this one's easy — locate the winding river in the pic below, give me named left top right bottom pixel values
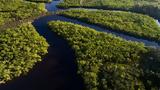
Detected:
left=0, top=0, right=160, bottom=90
left=45, top=0, right=160, bottom=48
left=0, top=0, right=84, bottom=90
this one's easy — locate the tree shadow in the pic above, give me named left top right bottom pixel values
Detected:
left=140, top=47, right=160, bottom=90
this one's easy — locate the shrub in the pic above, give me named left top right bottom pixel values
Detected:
left=57, top=9, right=160, bottom=43
left=0, top=22, right=49, bottom=83
left=48, top=21, right=160, bottom=90
left=58, top=0, right=160, bottom=19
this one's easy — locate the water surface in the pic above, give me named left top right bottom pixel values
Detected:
left=0, top=0, right=84, bottom=90
left=0, top=0, right=160, bottom=90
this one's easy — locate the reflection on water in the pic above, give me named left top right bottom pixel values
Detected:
left=40, top=15, right=160, bottom=48
left=0, top=0, right=85, bottom=90
left=45, top=0, right=63, bottom=12
left=0, top=0, right=160, bottom=90
left=51, top=8, right=160, bottom=47
left=156, top=20, right=160, bottom=26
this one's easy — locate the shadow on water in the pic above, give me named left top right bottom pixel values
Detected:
left=0, top=14, right=159, bottom=90
left=34, top=15, right=160, bottom=47
left=45, top=0, right=63, bottom=12
left=0, top=0, right=159, bottom=89
left=0, top=0, right=85, bottom=90
left=0, top=12, right=85, bottom=90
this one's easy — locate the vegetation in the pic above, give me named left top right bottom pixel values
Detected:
left=0, top=0, right=47, bottom=26
left=0, top=0, right=22, bottom=11
left=0, top=0, right=160, bottom=89
left=0, top=22, right=49, bottom=84
left=57, top=9, right=160, bottom=43
left=58, top=0, right=160, bottom=19
left=0, top=0, right=50, bottom=84
left=26, top=0, right=52, bottom=3
left=48, top=21, right=160, bottom=90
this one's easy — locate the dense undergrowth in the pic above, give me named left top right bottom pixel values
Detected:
left=26, top=0, right=52, bottom=3
left=0, top=0, right=160, bottom=89
left=0, top=0, right=47, bottom=26
left=57, top=9, right=160, bottom=43
left=48, top=21, right=160, bottom=90
left=0, top=0, right=50, bottom=84
left=0, top=22, right=49, bottom=84
left=58, top=0, right=160, bottom=19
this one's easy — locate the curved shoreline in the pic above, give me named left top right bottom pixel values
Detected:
left=56, top=2, right=160, bottom=19
left=0, top=0, right=160, bottom=90
left=0, top=0, right=85, bottom=90
left=45, top=0, right=160, bottom=47
left=54, top=14, right=160, bottom=47
left=156, top=20, right=160, bottom=26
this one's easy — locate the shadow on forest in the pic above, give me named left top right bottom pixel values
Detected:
left=140, top=48, right=160, bottom=90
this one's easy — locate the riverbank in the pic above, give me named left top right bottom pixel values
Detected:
left=48, top=20, right=160, bottom=90
left=0, top=12, right=51, bottom=31
left=0, top=0, right=160, bottom=90
left=57, top=0, right=160, bottom=19
left=56, top=9, right=160, bottom=46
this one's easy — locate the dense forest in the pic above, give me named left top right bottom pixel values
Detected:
left=58, top=0, right=160, bottom=19
left=0, top=0, right=160, bottom=90
left=48, top=21, right=160, bottom=90
left=57, top=9, right=160, bottom=43
left=0, top=23, right=49, bottom=84
left=0, top=0, right=47, bottom=27
left=0, top=0, right=49, bottom=84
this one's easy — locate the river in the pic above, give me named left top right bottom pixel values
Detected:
left=0, top=0, right=84, bottom=90
left=46, top=0, right=160, bottom=48
left=156, top=20, right=160, bottom=27
left=0, top=0, right=160, bottom=90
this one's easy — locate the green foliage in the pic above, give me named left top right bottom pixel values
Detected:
left=0, top=0, right=22, bottom=11
left=58, top=0, right=160, bottom=19
left=0, top=0, right=47, bottom=26
left=57, top=9, right=160, bottom=43
left=12, top=2, right=46, bottom=20
left=26, top=0, right=52, bottom=3
left=0, top=22, right=49, bottom=83
left=48, top=21, right=160, bottom=90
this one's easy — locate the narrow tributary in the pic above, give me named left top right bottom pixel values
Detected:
left=0, top=0, right=160, bottom=90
